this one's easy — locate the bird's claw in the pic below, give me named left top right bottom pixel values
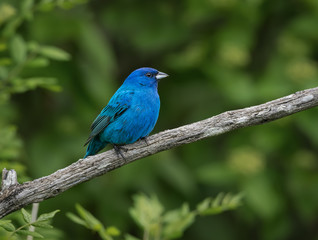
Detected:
left=140, top=137, right=149, bottom=146
left=113, top=145, right=127, bottom=162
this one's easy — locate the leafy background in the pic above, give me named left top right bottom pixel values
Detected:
left=1, top=0, right=318, bottom=239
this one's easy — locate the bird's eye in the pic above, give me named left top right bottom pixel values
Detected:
left=146, top=73, right=152, bottom=77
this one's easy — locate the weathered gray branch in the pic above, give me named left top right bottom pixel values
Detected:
left=1, top=87, right=318, bottom=218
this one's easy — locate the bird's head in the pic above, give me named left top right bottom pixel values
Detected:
left=124, top=67, right=168, bottom=88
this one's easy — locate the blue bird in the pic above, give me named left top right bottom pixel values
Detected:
left=84, top=67, right=168, bottom=158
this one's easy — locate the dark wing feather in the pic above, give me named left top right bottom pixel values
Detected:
left=84, top=104, right=129, bottom=146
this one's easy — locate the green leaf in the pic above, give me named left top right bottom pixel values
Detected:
left=21, top=208, right=32, bottom=223
left=0, top=220, right=12, bottom=225
left=10, top=35, right=27, bottom=63
left=27, top=41, right=40, bottom=52
left=212, top=192, right=224, bottom=208
left=31, top=221, right=53, bottom=229
left=162, top=203, right=196, bottom=239
left=129, top=194, right=164, bottom=229
left=25, top=57, right=50, bottom=68
left=38, top=46, right=71, bottom=61
left=196, top=197, right=212, bottom=213
left=10, top=77, right=61, bottom=93
left=97, top=229, right=111, bottom=240
left=16, top=229, right=44, bottom=238
left=75, top=204, right=103, bottom=231
left=21, top=0, right=34, bottom=19
left=37, top=210, right=60, bottom=221
left=199, top=193, right=243, bottom=216
left=0, top=220, right=15, bottom=232
left=66, top=212, right=88, bottom=228
left=105, top=226, right=120, bottom=236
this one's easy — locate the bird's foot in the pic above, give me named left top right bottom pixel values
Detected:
left=113, top=144, right=127, bottom=162
left=140, top=137, right=149, bottom=146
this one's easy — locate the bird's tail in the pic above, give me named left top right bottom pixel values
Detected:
left=84, top=137, right=107, bottom=158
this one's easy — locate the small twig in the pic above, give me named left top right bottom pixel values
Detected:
left=27, top=203, right=39, bottom=240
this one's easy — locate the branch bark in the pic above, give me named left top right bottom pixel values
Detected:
left=1, top=87, right=318, bottom=218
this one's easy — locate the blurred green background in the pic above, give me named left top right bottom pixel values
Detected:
left=1, top=0, right=318, bottom=239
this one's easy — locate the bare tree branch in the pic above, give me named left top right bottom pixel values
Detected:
left=1, top=87, right=318, bottom=218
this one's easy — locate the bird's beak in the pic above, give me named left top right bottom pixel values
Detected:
left=156, top=71, right=169, bottom=80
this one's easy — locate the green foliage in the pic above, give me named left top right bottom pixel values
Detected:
left=0, top=1, right=77, bottom=238
left=1, top=34, right=67, bottom=95
left=196, top=192, right=243, bottom=216
left=0, top=0, right=74, bottom=168
left=0, top=208, right=59, bottom=239
left=131, top=193, right=242, bottom=240
left=67, top=204, right=121, bottom=240
left=68, top=193, right=242, bottom=240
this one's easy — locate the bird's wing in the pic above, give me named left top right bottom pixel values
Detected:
left=84, top=103, right=129, bottom=146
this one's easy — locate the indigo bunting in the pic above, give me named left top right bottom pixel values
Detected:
left=84, top=67, right=168, bottom=158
